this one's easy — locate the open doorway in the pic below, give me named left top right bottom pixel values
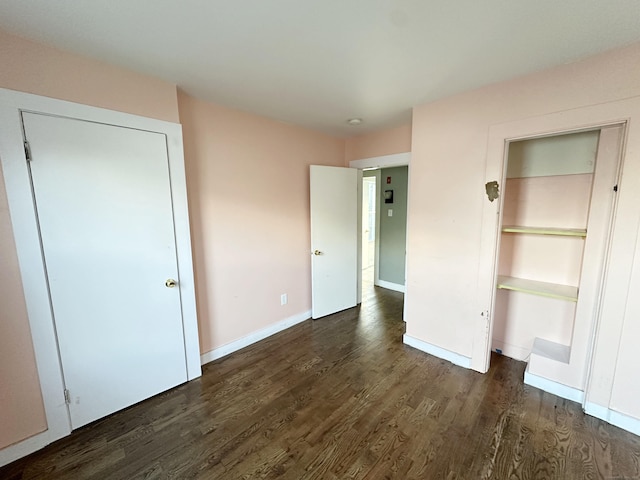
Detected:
left=356, top=163, right=409, bottom=336
left=357, top=164, right=409, bottom=303
left=362, top=173, right=378, bottom=291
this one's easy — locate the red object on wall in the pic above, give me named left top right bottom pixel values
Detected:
left=387, top=176, right=391, bottom=184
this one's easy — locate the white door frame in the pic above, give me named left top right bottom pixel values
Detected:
left=0, top=88, right=201, bottom=466
left=349, top=152, right=411, bottom=303
left=473, top=97, right=640, bottom=380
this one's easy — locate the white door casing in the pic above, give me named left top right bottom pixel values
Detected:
left=473, top=106, right=630, bottom=376
left=310, top=165, right=358, bottom=319
left=0, top=88, right=200, bottom=466
left=23, top=112, right=188, bottom=428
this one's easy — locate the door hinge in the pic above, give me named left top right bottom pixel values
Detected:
left=613, top=184, right=618, bottom=192
left=24, top=141, right=31, bottom=161
left=64, top=389, right=71, bottom=405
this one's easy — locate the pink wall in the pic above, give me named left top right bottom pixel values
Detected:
left=344, top=123, right=412, bottom=162
left=406, top=42, right=640, bottom=418
left=0, top=29, right=180, bottom=450
left=0, top=167, right=47, bottom=449
left=0, top=30, right=179, bottom=122
left=177, top=91, right=345, bottom=354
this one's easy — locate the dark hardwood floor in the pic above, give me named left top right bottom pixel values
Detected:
left=3, top=273, right=640, bottom=479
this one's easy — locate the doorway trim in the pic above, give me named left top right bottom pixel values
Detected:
left=349, top=152, right=410, bottom=170
left=0, top=88, right=200, bottom=466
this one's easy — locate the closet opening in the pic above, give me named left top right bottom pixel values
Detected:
left=487, top=125, right=624, bottom=394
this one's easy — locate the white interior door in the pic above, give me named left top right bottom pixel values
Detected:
left=23, top=112, right=188, bottom=429
left=310, top=165, right=358, bottom=319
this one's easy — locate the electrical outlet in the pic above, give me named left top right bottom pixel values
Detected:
left=280, top=293, right=288, bottom=306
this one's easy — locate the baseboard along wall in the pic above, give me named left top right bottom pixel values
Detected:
left=200, top=310, right=312, bottom=365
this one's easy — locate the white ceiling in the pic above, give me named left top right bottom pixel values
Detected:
left=1, top=1, right=640, bottom=137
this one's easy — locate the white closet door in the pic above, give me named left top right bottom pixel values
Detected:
left=23, top=112, right=187, bottom=429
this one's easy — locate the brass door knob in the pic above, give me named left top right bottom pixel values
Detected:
left=313, top=250, right=322, bottom=256
left=165, top=279, right=177, bottom=288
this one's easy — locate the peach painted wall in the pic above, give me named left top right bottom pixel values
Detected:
left=0, top=29, right=179, bottom=122
left=344, top=123, right=412, bottom=162
left=0, top=29, right=180, bottom=450
left=177, top=91, right=345, bottom=354
left=406, top=42, right=640, bottom=419
left=0, top=166, right=47, bottom=449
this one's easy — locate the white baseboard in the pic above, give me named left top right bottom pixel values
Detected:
left=376, top=280, right=405, bottom=293
left=584, top=401, right=609, bottom=420
left=200, top=310, right=311, bottom=365
left=585, top=402, right=640, bottom=436
left=523, top=368, right=585, bottom=404
left=403, top=334, right=472, bottom=369
left=0, top=429, right=60, bottom=468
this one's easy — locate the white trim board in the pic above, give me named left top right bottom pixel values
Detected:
left=0, top=429, right=58, bottom=468
left=523, top=368, right=585, bottom=404
left=0, top=87, right=200, bottom=465
left=584, top=403, right=640, bottom=437
left=524, top=369, right=640, bottom=437
left=200, top=310, right=311, bottom=364
left=376, top=280, right=406, bottom=293
left=349, top=152, right=410, bottom=170
left=403, top=334, right=472, bottom=369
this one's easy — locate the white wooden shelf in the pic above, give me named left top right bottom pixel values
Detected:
left=502, top=225, right=587, bottom=237
left=531, top=337, right=571, bottom=364
left=496, top=275, right=578, bottom=302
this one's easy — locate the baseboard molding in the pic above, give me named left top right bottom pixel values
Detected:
left=0, top=429, right=61, bottom=468
left=585, top=402, right=640, bottom=436
left=200, top=310, right=312, bottom=365
left=584, top=401, right=609, bottom=420
left=376, top=280, right=405, bottom=293
left=523, top=368, right=585, bottom=404
left=403, top=334, right=472, bottom=369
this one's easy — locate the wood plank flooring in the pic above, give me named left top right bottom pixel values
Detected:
left=3, top=280, right=640, bottom=479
